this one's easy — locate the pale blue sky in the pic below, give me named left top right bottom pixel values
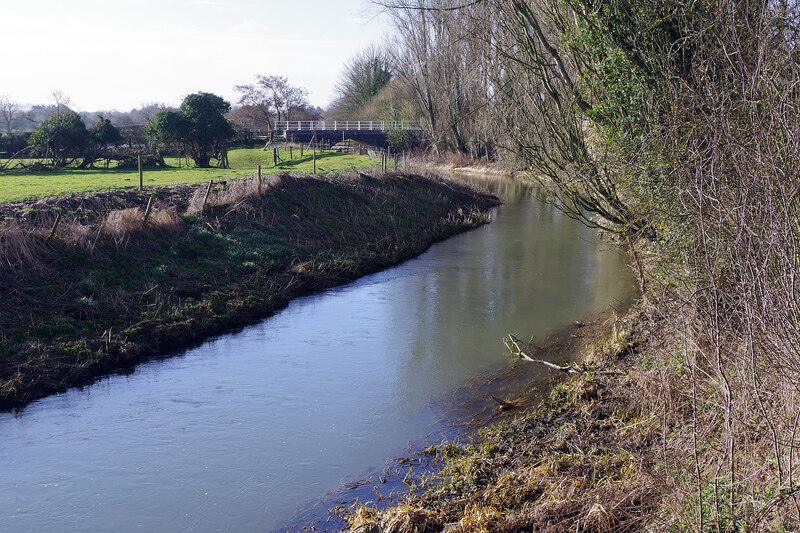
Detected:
left=0, top=0, right=390, bottom=111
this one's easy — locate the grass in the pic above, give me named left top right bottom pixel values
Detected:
left=0, top=170, right=499, bottom=408
left=0, top=146, right=380, bottom=203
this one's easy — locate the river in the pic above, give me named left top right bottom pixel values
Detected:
left=0, top=174, right=634, bottom=532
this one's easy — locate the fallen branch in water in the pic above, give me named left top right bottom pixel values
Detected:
left=503, top=334, right=584, bottom=373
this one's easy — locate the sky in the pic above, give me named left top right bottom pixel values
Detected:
left=0, top=0, right=391, bottom=112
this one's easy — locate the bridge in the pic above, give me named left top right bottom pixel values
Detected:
left=271, top=120, right=422, bottom=147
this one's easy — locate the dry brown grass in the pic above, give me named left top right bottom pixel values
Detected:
left=0, top=221, right=49, bottom=279
left=185, top=174, right=297, bottom=215
left=103, top=203, right=182, bottom=237
left=0, top=196, right=183, bottom=281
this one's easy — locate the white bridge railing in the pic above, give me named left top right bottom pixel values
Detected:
left=273, top=120, right=422, bottom=131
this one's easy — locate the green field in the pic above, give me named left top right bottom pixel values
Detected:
left=0, top=147, right=381, bottom=203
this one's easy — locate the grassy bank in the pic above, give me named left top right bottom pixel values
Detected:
left=0, top=146, right=378, bottom=202
left=0, top=171, right=499, bottom=408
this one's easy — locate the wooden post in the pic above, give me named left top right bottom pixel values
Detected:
left=46, top=213, right=61, bottom=243
left=300, top=145, right=304, bottom=157
left=143, top=196, right=153, bottom=225
left=203, top=180, right=214, bottom=208
left=289, top=146, right=293, bottom=160
left=313, top=147, right=316, bottom=174
left=257, top=164, right=262, bottom=195
left=138, top=155, right=143, bottom=190
left=273, top=148, right=278, bottom=166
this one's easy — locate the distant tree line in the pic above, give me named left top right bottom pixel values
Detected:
left=0, top=95, right=169, bottom=135
left=0, top=73, right=328, bottom=169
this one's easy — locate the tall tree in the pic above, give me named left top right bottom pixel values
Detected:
left=145, top=92, right=235, bottom=168
left=329, top=46, right=394, bottom=118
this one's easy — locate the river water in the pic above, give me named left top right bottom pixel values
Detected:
left=0, top=174, right=634, bottom=532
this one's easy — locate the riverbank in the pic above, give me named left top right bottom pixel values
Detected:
left=332, top=161, right=799, bottom=530
left=337, top=242, right=796, bottom=531
left=342, top=303, right=658, bottom=532
left=0, top=170, right=500, bottom=409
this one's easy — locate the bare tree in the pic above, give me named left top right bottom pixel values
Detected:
left=0, top=95, right=21, bottom=134
left=50, top=91, right=72, bottom=118
left=136, top=102, right=169, bottom=123
left=234, top=75, right=310, bottom=136
left=381, top=0, right=504, bottom=156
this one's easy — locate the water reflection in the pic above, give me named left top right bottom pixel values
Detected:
left=0, top=174, right=633, bottom=533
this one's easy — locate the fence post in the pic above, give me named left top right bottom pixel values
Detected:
left=138, top=155, right=143, bottom=190
left=313, top=147, right=316, bottom=174
left=203, top=180, right=214, bottom=209
left=257, top=164, right=262, bottom=195
left=143, top=196, right=153, bottom=225
left=46, top=213, right=61, bottom=244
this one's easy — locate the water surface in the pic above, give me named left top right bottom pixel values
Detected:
left=0, top=175, right=634, bottom=532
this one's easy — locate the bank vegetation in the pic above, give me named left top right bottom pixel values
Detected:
left=343, top=0, right=800, bottom=530
left=0, top=171, right=498, bottom=408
